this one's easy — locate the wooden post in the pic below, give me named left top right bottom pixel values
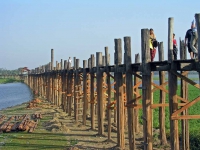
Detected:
left=141, top=29, right=152, bottom=150
left=195, top=13, right=200, bottom=60
left=67, top=70, right=72, bottom=116
left=105, top=47, right=111, bottom=141
left=124, top=37, right=135, bottom=149
left=134, top=53, right=140, bottom=133
left=51, top=49, right=54, bottom=70
left=180, top=38, right=189, bottom=150
left=115, top=39, right=124, bottom=149
left=56, top=61, right=59, bottom=106
left=73, top=57, right=76, bottom=112
left=168, top=17, right=179, bottom=150
left=75, top=59, right=80, bottom=122
left=62, top=60, right=67, bottom=112
left=90, top=54, right=95, bottom=130
left=83, top=60, right=87, bottom=125
left=96, top=52, right=104, bottom=135
left=158, top=42, right=167, bottom=145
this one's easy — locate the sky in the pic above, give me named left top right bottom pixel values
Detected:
left=0, top=0, right=200, bottom=70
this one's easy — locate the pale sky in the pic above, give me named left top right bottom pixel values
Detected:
left=1, top=0, right=200, bottom=70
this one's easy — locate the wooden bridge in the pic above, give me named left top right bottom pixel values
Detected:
left=24, top=15, right=200, bottom=150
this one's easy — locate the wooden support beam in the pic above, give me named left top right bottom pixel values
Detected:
left=124, top=36, right=135, bottom=149
left=172, top=96, right=200, bottom=117
left=51, top=49, right=54, bottom=70
left=141, top=29, right=152, bottom=150
left=158, top=41, right=167, bottom=145
left=195, top=13, right=200, bottom=60
left=171, top=70, right=200, bottom=89
left=105, top=47, right=112, bottom=141
left=168, top=17, right=179, bottom=150
left=96, top=52, right=104, bottom=135
left=172, top=115, right=200, bottom=120
left=90, top=54, right=95, bottom=130
left=115, top=38, right=125, bottom=149
left=180, top=37, right=189, bottom=150
left=74, top=59, right=80, bottom=122
left=83, top=60, right=87, bottom=125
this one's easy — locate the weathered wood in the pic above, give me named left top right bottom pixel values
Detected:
left=171, top=70, right=200, bottom=88
left=168, top=17, right=179, bottom=150
left=96, top=52, right=104, bottom=135
left=124, top=37, right=135, bottom=150
left=195, top=13, right=200, bottom=60
left=90, top=54, right=95, bottom=130
left=172, top=115, right=200, bottom=120
left=134, top=53, right=140, bottom=133
left=51, top=49, right=54, bottom=70
left=105, top=47, right=111, bottom=141
left=180, top=38, right=189, bottom=150
left=158, top=42, right=167, bottom=145
left=172, top=96, right=200, bottom=117
left=67, top=71, right=73, bottom=116
left=83, top=60, right=87, bottom=125
left=115, top=38, right=125, bottom=149
left=75, top=59, right=80, bottom=122
left=141, top=29, right=152, bottom=150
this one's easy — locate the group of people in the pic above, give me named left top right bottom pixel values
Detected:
left=149, top=17, right=198, bottom=61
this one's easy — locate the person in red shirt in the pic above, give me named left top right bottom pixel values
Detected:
left=173, top=33, right=178, bottom=60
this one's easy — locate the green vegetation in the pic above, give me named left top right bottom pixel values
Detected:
left=137, top=84, right=200, bottom=149
left=0, top=78, right=21, bottom=84
left=0, top=118, right=76, bottom=150
left=0, top=108, right=77, bottom=150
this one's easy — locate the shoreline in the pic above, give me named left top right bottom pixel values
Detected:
left=0, top=78, right=21, bottom=84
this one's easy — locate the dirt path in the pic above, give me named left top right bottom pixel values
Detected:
left=0, top=99, right=170, bottom=150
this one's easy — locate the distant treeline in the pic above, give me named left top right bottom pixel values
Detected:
left=0, top=68, right=22, bottom=75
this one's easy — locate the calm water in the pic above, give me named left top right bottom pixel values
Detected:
left=0, top=83, right=33, bottom=110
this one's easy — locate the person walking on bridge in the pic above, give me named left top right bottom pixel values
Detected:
left=173, top=33, right=178, bottom=60
left=190, top=20, right=198, bottom=58
left=149, top=28, right=158, bottom=62
left=185, top=19, right=198, bottom=59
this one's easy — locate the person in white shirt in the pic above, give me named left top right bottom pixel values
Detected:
left=68, top=57, right=72, bottom=69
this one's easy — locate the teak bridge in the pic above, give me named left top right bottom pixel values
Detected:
left=24, top=15, right=200, bottom=150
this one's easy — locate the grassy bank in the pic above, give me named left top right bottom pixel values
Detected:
left=0, top=78, right=21, bottom=84
left=0, top=100, right=77, bottom=150
left=138, top=84, right=200, bottom=149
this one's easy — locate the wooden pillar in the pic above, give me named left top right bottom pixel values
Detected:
left=180, top=38, right=189, bottom=150
left=67, top=70, right=72, bottom=116
left=90, top=54, right=95, bottom=130
left=83, top=60, right=87, bottom=125
left=168, top=17, right=179, bottom=150
left=96, top=52, right=104, bottom=135
left=62, top=60, right=67, bottom=112
left=158, top=42, right=167, bottom=145
left=134, top=53, right=140, bottom=133
left=141, top=29, right=152, bottom=150
left=195, top=13, right=200, bottom=60
left=105, top=47, right=111, bottom=141
left=74, top=59, right=80, bottom=122
left=115, top=39, right=124, bottom=149
left=124, top=37, right=135, bottom=149
left=73, top=57, right=76, bottom=115
left=51, top=49, right=54, bottom=70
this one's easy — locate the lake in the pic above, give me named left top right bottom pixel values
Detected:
left=0, top=83, right=33, bottom=110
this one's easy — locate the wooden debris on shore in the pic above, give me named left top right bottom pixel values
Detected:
left=0, top=115, right=6, bottom=124
left=32, top=113, right=42, bottom=119
left=27, top=98, right=42, bottom=109
left=0, top=114, right=40, bottom=133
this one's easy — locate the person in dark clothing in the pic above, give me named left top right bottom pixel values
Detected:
left=185, top=21, right=197, bottom=59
